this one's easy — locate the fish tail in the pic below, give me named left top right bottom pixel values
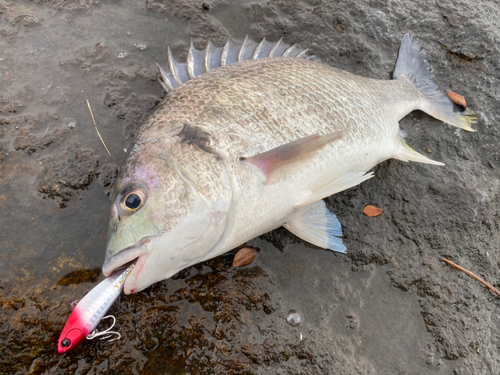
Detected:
left=394, top=33, right=476, bottom=131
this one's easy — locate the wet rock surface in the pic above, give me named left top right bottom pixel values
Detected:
left=1, top=0, right=500, bottom=374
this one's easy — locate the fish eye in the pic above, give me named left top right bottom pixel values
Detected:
left=61, top=338, right=71, bottom=347
left=119, top=188, right=147, bottom=214
left=125, top=193, right=141, bottom=209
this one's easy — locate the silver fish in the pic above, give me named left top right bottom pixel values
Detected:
left=102, top=34, right=476, bottom=294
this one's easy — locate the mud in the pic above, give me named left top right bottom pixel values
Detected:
left=1, top=0, right=500, bottom=374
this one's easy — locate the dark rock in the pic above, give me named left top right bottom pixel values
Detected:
left=36, top=145, right=99, bottom=205
left=97, top=163, right=119, bottom=195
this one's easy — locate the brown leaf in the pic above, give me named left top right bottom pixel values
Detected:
left=446, top=91, right=467, bottom=107
left=363, top=205, right=383, bottom=217
left=232, top=247, right=257, bottom=267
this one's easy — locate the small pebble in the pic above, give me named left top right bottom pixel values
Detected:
left=202, top=2, right=210, bottom=10
left=117, top=52, right=128, bottom=59
left=286, top=309, right=303, bottom=327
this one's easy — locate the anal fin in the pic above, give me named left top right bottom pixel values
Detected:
left=284, top=200, right=346, bottom=253
left=397, top=142, right=444, bottom=166
left=243, top=131, right=345, bottom=183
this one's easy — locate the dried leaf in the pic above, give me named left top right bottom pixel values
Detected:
left=232, top=247, right=257, bottom=267
left=363, top=205, right=383, bottom=217
left=446, top=91, right=467, bottom=107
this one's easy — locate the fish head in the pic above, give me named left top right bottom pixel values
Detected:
left=102, top=150, right=231, bottom=294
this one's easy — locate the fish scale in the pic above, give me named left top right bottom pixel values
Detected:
left=102, top=34, right=476, bottom=295
left=161, top=59, right=401, bottom=156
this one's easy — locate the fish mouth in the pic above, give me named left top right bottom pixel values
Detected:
left=102, top=238, right=153, bottom=278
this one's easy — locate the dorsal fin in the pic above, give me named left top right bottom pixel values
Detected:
left=187, top=40, right=206, bottom=79
left=205, top=40, right=222, bottom=72
left=167, top=46, right=189, bottom=86
left=238, top=35, right=258, bottom=62
left=158, top=36, right=315, bottom=94
left=223, top=38, right=242, bottom=66
left=283, top=45, right=302, bottom=58
left=269, top=38, right=286, bottom=57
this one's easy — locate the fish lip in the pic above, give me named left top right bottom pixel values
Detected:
left=102, top=238, right=153, bottom=277
left=123, top=252, right=148, bottom=294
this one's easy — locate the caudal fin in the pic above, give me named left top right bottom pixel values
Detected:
left=394, top=33, right=476, bottom=131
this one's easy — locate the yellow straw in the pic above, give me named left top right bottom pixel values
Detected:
left=86, top=100, right=111, bottom=156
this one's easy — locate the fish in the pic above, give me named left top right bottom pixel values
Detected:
left=102, top=34, right=476, bottom=294
left=57, top=263, right=135, bottom=353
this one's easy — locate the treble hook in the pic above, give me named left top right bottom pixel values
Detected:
left=86, top=315, right=121, bottom=342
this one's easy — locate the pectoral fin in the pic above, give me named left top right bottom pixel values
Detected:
left=284, top=200, right=346, bottom=253
left=243, top=131, right=345, bottom=183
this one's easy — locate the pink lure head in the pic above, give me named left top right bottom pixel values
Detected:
left=57, top=307, right=88, bottom=354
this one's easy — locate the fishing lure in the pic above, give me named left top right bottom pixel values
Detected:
left=57, top=263, right=135, bottom=354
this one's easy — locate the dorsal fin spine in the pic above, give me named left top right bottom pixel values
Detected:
left=158, top=37, right=314, bottom=94
left=187, top=40, right=196, bottom=79
left=204, top=40, right=212, bottom=73
left=238, top=35, right=248, bottom=63
left=167, top=46, right=183, bottom=86
left=157, top=63, right=175, bottom=92
left=296, top=49, right=309, bottom=59
left=269, top=37, right=283, bottom=58
left=283, top=45, right=296, bottom=57
left=253, top=38, right=265, bottom=59
left=221, top=40, right=230, bottom=67
left=158, top=79, right=171, bottom=93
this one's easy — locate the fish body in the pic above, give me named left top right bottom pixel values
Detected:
left=57, top=263, right=135, bottom=353
left=102, top=34, right=475, bottom=294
